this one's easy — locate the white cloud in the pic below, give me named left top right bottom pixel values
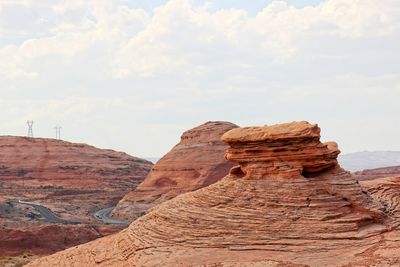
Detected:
left=0, top=0, right=399, bottom=156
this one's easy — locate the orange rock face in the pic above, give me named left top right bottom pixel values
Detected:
left=0, top=136, right=152, bottom=255
left=223, top=121, right=340, bottom=178
left=27, top=122, right=400, bottom=267
left=112, top=121, right=238, bottom=220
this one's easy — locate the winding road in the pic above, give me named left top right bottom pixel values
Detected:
left=17, top=200, right=80, bottom=224
left=16, top=200, right=129, bottom=225
left=93, top=207, right=129, bottom=225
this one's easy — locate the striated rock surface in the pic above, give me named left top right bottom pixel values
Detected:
left=355, top=165, right=400, bottom=181
left=0, top=136, right=151, bottom=188
left=28, top=121, right=400, bottom=267
left=223, top=122, right=340, bottom=177
left=361, top=176, right=400, bottom=219
left=0, top=136, right=152, bottom=255
left=112, top=121, right=238, bottom=220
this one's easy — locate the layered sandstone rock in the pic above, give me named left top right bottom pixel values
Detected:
left=361, top=176, right=400, bottom=219
left=223, top=122, right=340, bottom=177
left=0, top=136, right=152, bottom=255
left=112, top=121, right=238, bottom=220
left=0, top=136, right=151, bottom=189
left=355, top=166, right=400, bottom=180
left=28, top=122, right=400, bottom=267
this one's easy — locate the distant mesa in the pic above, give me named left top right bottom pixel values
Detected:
left=0, top=136, right=152, bottom=186
left=112, top=121, right=238, bottom=220
left=354, top=165, right=400, bottom=181
left=28, top=121, right=400, bottom=266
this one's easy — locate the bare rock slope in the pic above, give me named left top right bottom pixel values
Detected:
left=0, top=136, right=153, bottom=255
left=0, top=136, right=151, bottom=189
left=361, top=176, right=400, bottom=219
left=112, top=121, right=238, bottom=220
left=28, top=122, right=400, bottom=267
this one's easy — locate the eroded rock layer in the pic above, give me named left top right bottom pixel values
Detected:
left=355, top=166, right=400, bottom=180
left=112, top=121, right=238, bottom=220
left=28, top=122, right=400, bottom=267
left=361, top=176, right=400, bottom=219
left=223, top=122, right=340, bottom=178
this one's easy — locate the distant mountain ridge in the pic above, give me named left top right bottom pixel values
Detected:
left=339, top=151, right=400, bottom=171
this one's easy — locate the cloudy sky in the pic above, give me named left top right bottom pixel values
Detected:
left=0, top=0, right=399, bottom=158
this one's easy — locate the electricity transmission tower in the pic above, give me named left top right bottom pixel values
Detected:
left=27, top=120, right=34, bottom=137
left=54, top=126, right=62, bottom=140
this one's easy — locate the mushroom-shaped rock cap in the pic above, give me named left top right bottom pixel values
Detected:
left=222, top=121, right=320, bottom=143
left=222, top=121, right=340, bottom=177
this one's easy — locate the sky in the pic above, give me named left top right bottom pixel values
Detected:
left=0, top=0, right=399, bottom=158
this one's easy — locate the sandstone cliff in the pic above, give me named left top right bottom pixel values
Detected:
left=27, top=122, right=400, bottom=267
left=112, top=121, right=238, bottom=220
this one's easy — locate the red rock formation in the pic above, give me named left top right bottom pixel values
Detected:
left=0, top=136, right=152, bottom=255
left=361, top=176, right=400, bottom=219
left=355, top=166, right=400, bottom=180
left=27, top=122, right=400, bottom=267
left=112, top=121, right=238, bottom=220
left=223, top=122, right=340, bottom=178
left=0, top=136, right=151, bottom=188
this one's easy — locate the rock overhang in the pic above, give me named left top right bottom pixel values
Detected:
left=222, top=121, right=321, bottom=143
left=222, top=121, right=341, bottom=177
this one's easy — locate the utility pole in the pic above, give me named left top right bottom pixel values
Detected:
left=27, top=120, right=34, bottom=137
left=54, top=126, right=62, bottom=140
